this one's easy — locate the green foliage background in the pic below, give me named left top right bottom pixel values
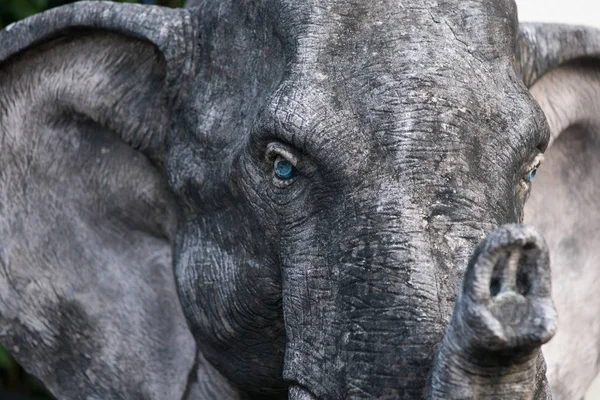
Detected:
left=0, top=0, right=185, bottom=29
left=0, top=1, right=185, bottom=397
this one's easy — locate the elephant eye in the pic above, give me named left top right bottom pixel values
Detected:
left=523, top=153, right=544, bottom=185
left=525, top=168, right=537, bottom=183
left=274, top=156, right=295, bottom=180
left=265, top=142, right=300, bottom=185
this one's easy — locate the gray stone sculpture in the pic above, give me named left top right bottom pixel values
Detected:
left=1, top=0, right=599, bottom=399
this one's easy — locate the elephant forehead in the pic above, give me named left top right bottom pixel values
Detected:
left=264, top=0, right=526, bottom=147
left=181, top=0, right=523, bottom=154
left=281, top=0, right=519, bottom=66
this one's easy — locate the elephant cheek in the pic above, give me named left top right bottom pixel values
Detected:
left=173, top=221, right=287, bottom=396
left=279, top=249, right=447, bottom=398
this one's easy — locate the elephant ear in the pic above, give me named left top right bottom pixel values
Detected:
left=519, top=24, right=600, bottom=398
left=0, top=2, right=198, bottom=399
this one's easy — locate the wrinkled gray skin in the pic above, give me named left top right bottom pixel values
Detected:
left=1, top=0, right=599, bottom=399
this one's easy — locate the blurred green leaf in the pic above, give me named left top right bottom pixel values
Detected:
left=0, top=0, right=185, bottom=29
left=0, top=345, right=12, bottom=368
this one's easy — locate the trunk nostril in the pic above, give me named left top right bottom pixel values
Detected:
left=490, top=270, right=502, bottom=297
left=488, top=250, right=516, bottom=297
left=458, top=224, right=557, bottom=351
left=516, top=264, right=532, bottom=296
left=489, top=247, right=532, bottom=298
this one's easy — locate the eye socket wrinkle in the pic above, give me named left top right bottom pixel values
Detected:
left=265, top=141, right=300, bottom=165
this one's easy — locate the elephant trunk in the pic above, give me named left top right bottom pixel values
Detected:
left=430, top=225, right=557, bottom=399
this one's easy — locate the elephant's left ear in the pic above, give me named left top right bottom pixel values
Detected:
left=518, top=24, right=600, bottom=397
left=518, top=23, right=600, bottom=144
left=0, top=2, right=199, bottom=400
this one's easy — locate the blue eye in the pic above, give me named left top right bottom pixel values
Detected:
left=274, top=156, right=294, bottom=180
left=526, top=168, right=537, bottom=183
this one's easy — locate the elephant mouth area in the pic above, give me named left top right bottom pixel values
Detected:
left=289, top=384, right=319, bottom=400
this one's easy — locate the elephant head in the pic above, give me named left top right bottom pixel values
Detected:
left=1, top=0, right=599, bottom=399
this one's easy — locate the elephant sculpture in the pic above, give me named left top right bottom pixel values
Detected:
left=1, top=0, right=600, bottom=398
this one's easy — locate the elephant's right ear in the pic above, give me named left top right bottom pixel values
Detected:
left=0, top=2, right=199, bottom=399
